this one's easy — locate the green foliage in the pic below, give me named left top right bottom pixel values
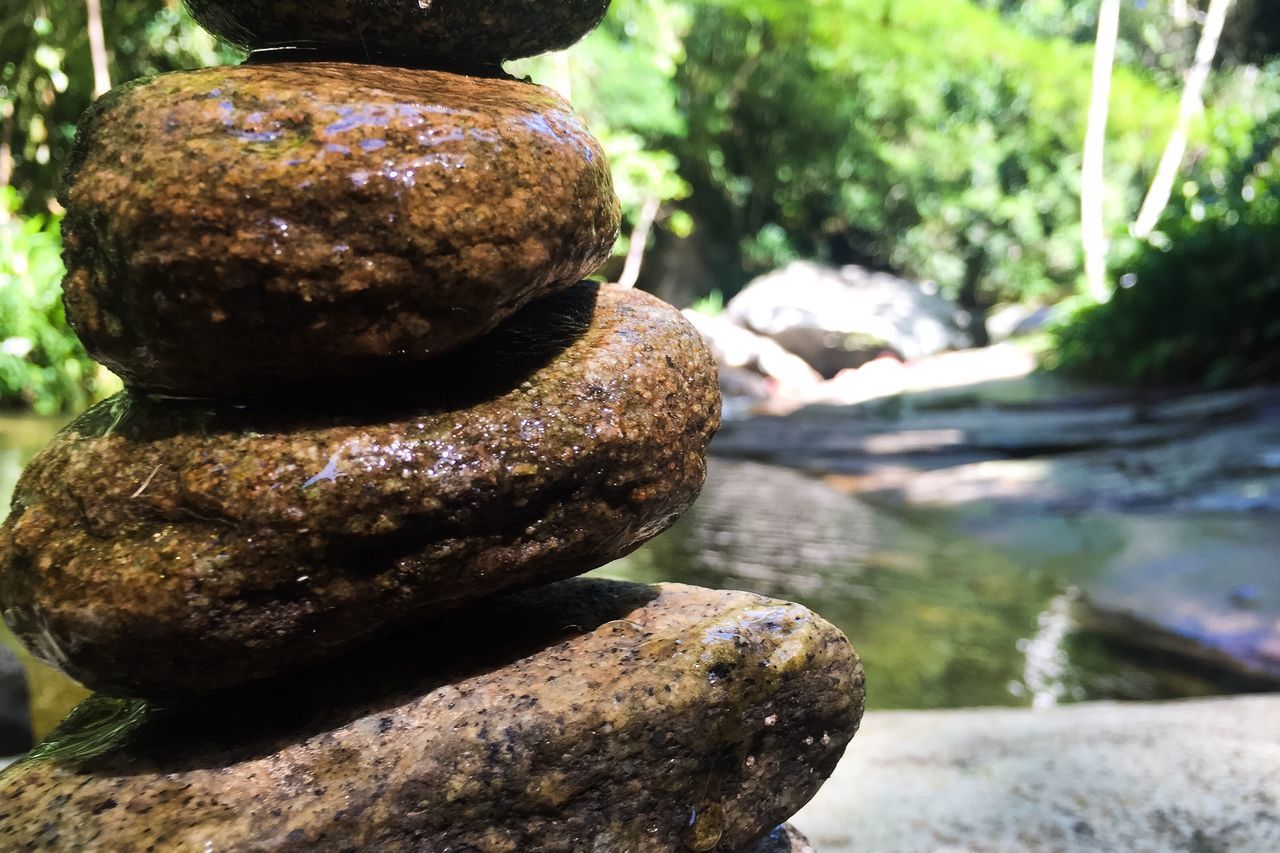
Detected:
left=0, top=188, right=106, bottom=413
left=513, top=0, right=693, bottom=254
left=2, top=0, right=241, bottom=215
left=4, top=0, right=1280, bottom=410
left=671, top=0, right=1187, bottom=319
left=1052, top=101, right=1280, bottom=386
left=984, top=0, right=1280, bottom=80
left=980, top=0, right=1200, bottom=86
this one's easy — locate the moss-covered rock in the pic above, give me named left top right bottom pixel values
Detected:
left=0, top=580, right=863, bottom=852
left=60, top=62, right=619, bottom=395
left=0, top=284, right=719, bottom=697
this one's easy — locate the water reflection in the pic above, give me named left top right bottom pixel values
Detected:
left=599, top=459, right=1280, bottom=710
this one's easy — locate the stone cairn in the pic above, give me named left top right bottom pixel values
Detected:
left=0, top=2, right=864, bottom=850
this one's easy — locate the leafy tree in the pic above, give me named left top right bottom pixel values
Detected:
left=670, top=0, right=1185, bottom=334
left=0, top=187, right=106, bottom=412
left=1053, top=84, right=1280, bottom=386
left=2, top=0, right=239, bottom=216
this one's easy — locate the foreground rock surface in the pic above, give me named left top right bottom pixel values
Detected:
left=185, top=0, right=612, bottom=64
left=0, top=580, right=864, bottom=852
left=61, top=62, right=619, bottom=394
left=0, top=284, right=720, bottom=697
left=793, top=695, right=1280, bottom=853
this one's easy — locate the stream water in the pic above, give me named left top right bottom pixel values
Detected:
left=599, top=458, right=1280, bottom=710
left=2, top=415, right=1276, bottom=743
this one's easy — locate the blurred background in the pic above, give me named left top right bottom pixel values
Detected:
left=2, top=0, right=1279, bottom=762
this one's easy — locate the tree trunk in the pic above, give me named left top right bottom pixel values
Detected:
left=86, top=0, right=112, bottom=98
left=1081, top=0, right=1121, bottom=303
left=1132, top=0, right=1234, bottom=239
left=616, top=196, right=662, bottom=290
left=960, top=252, right=991, bottom=348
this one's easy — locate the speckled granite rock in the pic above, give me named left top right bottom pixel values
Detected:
left=0, top=580, right=863, bottom=852
left=741, top=824, right=818, bottom=853
left=185, top=0, right=612, bottom=64
left=0, top=284, right=719, bottom=697
left=60, top=62, right=619, bottom=395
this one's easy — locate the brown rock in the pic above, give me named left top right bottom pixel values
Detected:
left=185, top=0, right=612, bottom=64
left=60, top=62, right=619, bottom=395
left=0, top=580, right=864, bottom=852
left=0, top=284, right=719, bottom=697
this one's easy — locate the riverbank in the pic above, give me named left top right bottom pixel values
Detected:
left=704, top=348, right=1280, bottom=689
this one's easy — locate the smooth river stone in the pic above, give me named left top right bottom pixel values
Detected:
left=0, top=284, right=720, bottom=697
left=185, top=0, right=612, bottom=64
left=0, top=580, right=864, bottom=852
left=60, top=62, right=619, bottom=395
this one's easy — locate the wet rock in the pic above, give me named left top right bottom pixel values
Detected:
left=185, top=0, right=612, bottom=64
left=60, top=62, right=619, bottom=395
left=0, top=580, right=864, bottom=852
left=725, top=262, right=971, bottom=378
left=741, top=824, right=818, bottom=853
left=0, top=284, right=721, bottom=697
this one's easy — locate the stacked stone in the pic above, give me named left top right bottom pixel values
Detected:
left=0, top=3, right=864, bottom=850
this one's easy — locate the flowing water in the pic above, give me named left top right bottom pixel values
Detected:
left=2, top=416, right=1276, bottom=743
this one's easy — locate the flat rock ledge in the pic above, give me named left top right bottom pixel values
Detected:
left=0, top=284, right=721, bottom=697
left=0, top=581, right=864, bottom=852
left=794, top=695, right=1280, bottom=853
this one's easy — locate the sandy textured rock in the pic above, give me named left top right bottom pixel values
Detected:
left=794, top=696, right=1280, bottom=853
left=185, top=0, right=611, bottom=63
left=60, top=62, right=619, bottom=395
left=0, top=284, right=720, bottom=697
left=0, top=580, right=864, bottom=852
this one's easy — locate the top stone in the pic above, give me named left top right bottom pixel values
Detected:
left=184, top=0, right=613, bottom=64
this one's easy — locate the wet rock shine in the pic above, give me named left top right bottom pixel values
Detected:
left=0, top=580, right=864, bottom=852
left=60, top=62, right=620, bottom=395
left=0, top=284, right=720, bottom=697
